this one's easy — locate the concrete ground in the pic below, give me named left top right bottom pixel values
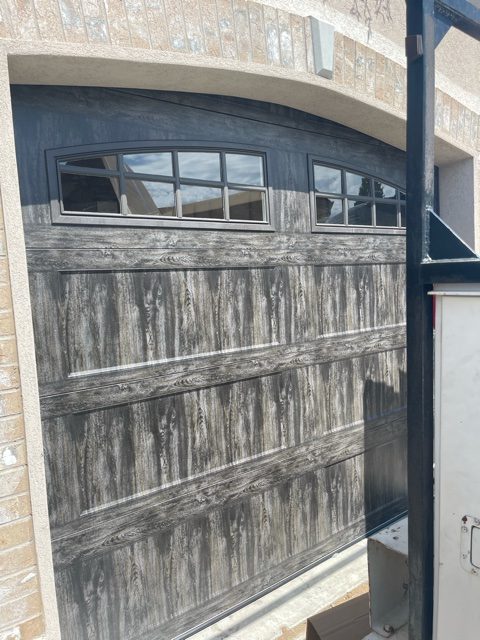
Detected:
left=364, top=629, right=408, bottom=640
left=190, top=539, right=369, bottom=640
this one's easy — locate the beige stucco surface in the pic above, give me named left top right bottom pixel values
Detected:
left=0, top=53, right=58, bottom=639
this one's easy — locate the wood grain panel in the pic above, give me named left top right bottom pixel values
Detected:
left=40, top=325, right=405, bottom=417
left=140, top=500, right=406, bottom=640
left=51, top=409, right=406, bottom=568
left=53, top=456, right=406, bottom=640
left=27, top=247, right=405, bottom=271
left=32, top=263, right=406, bottom=385
left=43, top=346, right=406, bottom=528
left=12, top=86, right=408, bottom=640
left=24, top=226, right=406, bottom=255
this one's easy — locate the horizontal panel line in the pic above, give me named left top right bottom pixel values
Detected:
left=68, top=323, right=404, bottom=379
left=27, top=247, right=405, bottom=272
left=40, top=325, right=406, bottom=417
left=68, top=341, right=280, bottom=379
left=50, top=409, right=406, bottom=568
left=81, top=444, right=284, bottom=517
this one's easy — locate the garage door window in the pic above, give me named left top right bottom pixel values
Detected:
left=51, top=148, right=270, bottom=229
left=311, top=160, right=406, bottom=234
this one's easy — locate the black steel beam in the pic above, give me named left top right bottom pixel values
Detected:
left=406, top=1, right=435, bottom=639
left=406, top=1, right=479, bottom=637
left=421, top=259, right=480, bottom=283
left=435, top=0, right=480, bottom=41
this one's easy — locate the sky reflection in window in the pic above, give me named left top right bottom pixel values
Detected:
left=226, top=154, right=264, bottom=186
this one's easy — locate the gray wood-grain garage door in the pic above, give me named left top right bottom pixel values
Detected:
left=12, top=86, right=407, bottom=640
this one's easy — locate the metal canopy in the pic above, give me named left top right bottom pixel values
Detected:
left=406, top=1, right=480, bottom=639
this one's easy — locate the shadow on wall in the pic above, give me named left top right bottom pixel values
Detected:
left=363, top=369, right=408, bottom=536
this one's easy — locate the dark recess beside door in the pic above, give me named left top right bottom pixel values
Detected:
left=13, top=86, right=407, bottom=640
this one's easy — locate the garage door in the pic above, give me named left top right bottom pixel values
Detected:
left=13, top=86, right=407, bottom=640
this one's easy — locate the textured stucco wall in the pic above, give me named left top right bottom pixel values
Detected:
left=0, top=1, right=478, bottom=638
left=0, top=51, right=56, bottom=640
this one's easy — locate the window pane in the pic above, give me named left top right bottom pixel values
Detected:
left=59, top=155, right=117, bottom=171
left=61, top=173, right=120, bottom=214
left=178, top=152, right=221, bottom=182
left=374, top=181, right=397, bottom=199
left=400, top=191, right=406, bottom=201
left=400, top=204, right=406, bottom=227
left=181, top=185, right=224, bottom=219
left=376, top=202, right=398, bottom=227
left=123, top=152, right=173, bottom=176
left=314, top=165, right=342, bottom=194
left=226, top=154, right=264, bottom=186
left=126, top=180, right=175, bottom=216
left=347, top=199, right=373, bottom=225
left=316, top=196, right=344, bottom=224
left=229, top=189, right=264, bottom=221
left=346, top=172, right=372, bottom=197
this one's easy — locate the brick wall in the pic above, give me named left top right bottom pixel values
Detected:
left=0, top=194, right=44, bottom=640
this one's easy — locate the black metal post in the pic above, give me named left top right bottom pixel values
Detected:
left=406, top=1, right=435, bottom=639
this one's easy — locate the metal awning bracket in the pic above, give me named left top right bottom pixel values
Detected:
left=405, top=35, right=424, bottom=62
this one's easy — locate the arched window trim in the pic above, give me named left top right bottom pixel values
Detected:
left=46, top=141, right=273, bottom=231
left=309, top=154, right=406, bottom=236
